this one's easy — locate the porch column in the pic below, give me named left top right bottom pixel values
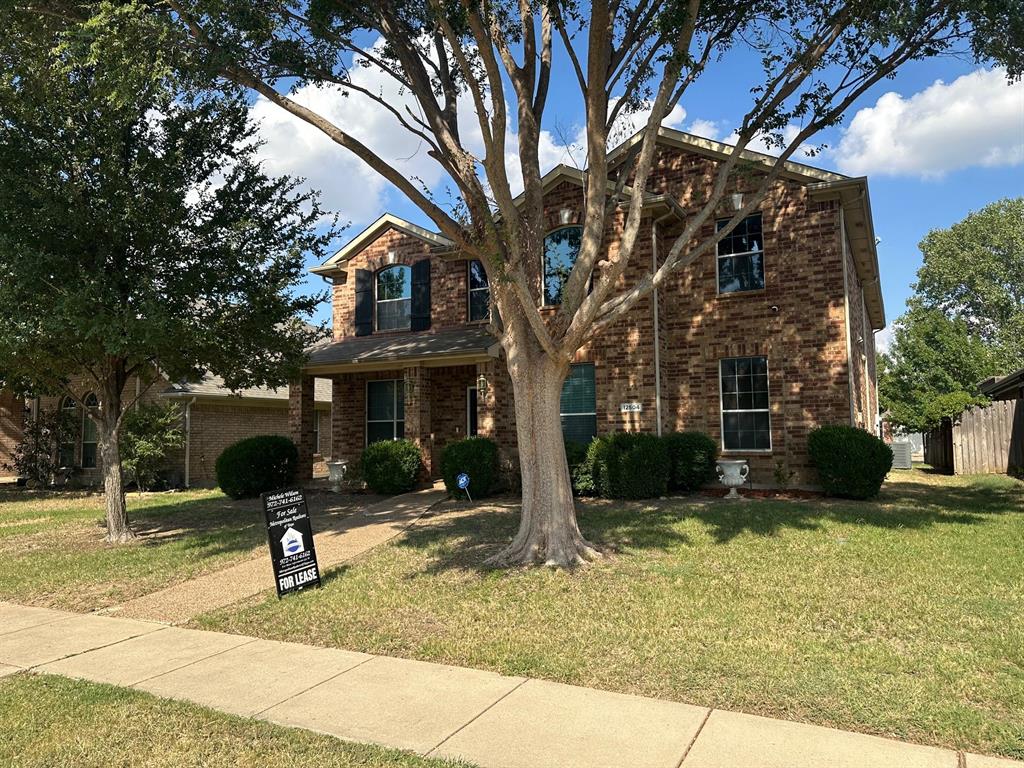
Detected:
left=288, top=375, right=315, bottom=483
left=404, top=365, right=432, bottom=476
left=332, top=374, right=362, bottom=468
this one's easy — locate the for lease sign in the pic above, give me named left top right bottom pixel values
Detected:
left=262, top=487, right=322, bottom=598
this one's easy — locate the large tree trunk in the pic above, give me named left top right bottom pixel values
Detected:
left=488, top=354, right=600, bottom=568
left=98, top=381, right=133, bottom=543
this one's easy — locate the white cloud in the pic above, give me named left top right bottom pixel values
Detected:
left=875, top=326, right=894, bottom=355
left=834, top=68, right=1024, bottom=178
left=687, top=119, right=722, bottom=140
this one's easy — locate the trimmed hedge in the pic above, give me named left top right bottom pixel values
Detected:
left=663, top=431, right=718, bottom=492
left=808, top=425, right=893, bottom=499
left=565, top=440, right=595, bottom=496
left=215, top=435, right=298, bottom=499
left=587, top=432, right=671, bottom=499
left=361, top=439, right=422, bottom=495
left=441, top=437, right=499, bottom=498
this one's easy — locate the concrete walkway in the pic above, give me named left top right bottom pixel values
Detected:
left=109, top=485, right=446, bottom=623
left=1, top=603, right=1018, bottom=768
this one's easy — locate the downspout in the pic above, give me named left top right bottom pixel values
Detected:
left=839, top=207, right=856, bottom=427
left=184, top=396, right=197, bottom=488
left=651, top=213, right=675, bottom=436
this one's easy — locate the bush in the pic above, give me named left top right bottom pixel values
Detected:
left=808, top=425, right=893, bottom=499
left=3, top=406, right=76, bottom=485
left=215, top=435, right=299, bottom=499
left=120, top=402, right=184, bottom=491
left=587, top=432, right=670, bottom=499
left=440, top=437, right=499, bottom=498
left=663, top=431, right=717, bottom=492
left=565, top=440, right=595, bottom=496
left=361, top=439, right=422, bottom=495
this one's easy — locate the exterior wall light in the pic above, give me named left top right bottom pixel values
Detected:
left=404, top=372, right=415, bottom=399
left=559, top=208, right=573, bottom=225
left=476, top=373, right=489, bottom=397
left=730, top=193, right=744, bottom=212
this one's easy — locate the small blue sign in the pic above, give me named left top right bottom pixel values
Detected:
left=456, top=473, right=470, bottom=490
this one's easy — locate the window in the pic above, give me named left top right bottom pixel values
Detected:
left=313, top=411, right=321, bottom=455
left=560, top=363, right=597, bottom=444
left=376, top=265, right=411, bottom=331
left=720, top=357, right=771, bottom=450
left=543, top=226, right=582, bottom=306
left=717, top=214, right=764, bottom=293
left=468, top=260, right=490, bottom=322
left=81, top=393, right=99, bottom=468
left=366, top=380, right=405, bottom=444
left=58, top=396, right=77, bottom=467
left=467, top=387, right=478, bottom=436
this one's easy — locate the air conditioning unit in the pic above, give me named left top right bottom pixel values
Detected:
left=890, top=442, right=912, bottom=470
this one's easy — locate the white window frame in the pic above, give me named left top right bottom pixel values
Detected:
left=59, top=395, right=78, bottom=467
left=559, top=363, right=598, bottom=443
left=718, top=356, right=773, bottom=453
left=542, top=225, right=584, bottom=307
left=365, top=379, right=404, bottom=445
left=375, top=265, right=412, bottom=332
left=466, top=386, right=478, bottom=436
left=81, top=392, right=99, bottom=468
left=715, top=213, right=765, bottom=296
left=467, top=260, right=490, bottom=322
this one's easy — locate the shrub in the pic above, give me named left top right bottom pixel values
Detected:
left=440, top=437, right=499, bottom=498
left=587, top=432, right=670, bottom=499
left=808, top=425, right=893, bottom=499
left=361, top=439, right=422, bottom=495
left=565, top=440, right=595, bottom=496
left=120, top=402, right=184, bottom=491
left=215, top=435, right=298, bottom=499
left=3, top=406, right=76, bottom=485
left=662, top=431, right=717, bottom=492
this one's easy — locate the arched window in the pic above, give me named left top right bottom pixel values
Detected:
left=81, top=393, right=99, bottom=469
left=58, top=396, right=77, bottom=467
left=376, top=265, right=412, bottom=331
left=543, top=226, right=582, bottom=306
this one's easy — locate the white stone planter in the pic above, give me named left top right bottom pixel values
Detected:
left=327, top=460, right=348, bottom=493
left=716, top=459, right=749, bottom=499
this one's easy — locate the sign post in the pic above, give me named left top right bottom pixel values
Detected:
left=456, top=472, right=472, bottom=502
left=262, top=487, right=322, bottom=598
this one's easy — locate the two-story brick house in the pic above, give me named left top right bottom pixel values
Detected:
left=289, top=128, right=883, bottom=487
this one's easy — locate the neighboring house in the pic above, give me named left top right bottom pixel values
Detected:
left=22, top=372, right=331, bottom=487
left=285, top=127, right=883, bottom=487
left=978, top=367, right=1024, bottom=402
left=0, top=389, right=26, bottom=480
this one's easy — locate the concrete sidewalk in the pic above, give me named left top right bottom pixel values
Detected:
left=109, top=485, right=446, bottom=623
left=1, top=603, right=1018, bottom=768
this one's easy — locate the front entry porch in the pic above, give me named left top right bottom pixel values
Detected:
left=289, top=329, right=513, bottom=482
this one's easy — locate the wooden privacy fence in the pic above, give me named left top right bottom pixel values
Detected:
left=924, top=399, right=1024, bottom=475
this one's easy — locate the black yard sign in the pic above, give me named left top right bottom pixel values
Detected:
left=262, top=487, right=322, bottom=598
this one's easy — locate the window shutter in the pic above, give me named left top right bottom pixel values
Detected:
left=410, top=259, right=432, bottom=332
left=354, top=269, right=373, bottom=336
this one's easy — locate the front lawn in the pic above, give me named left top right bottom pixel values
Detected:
left=0, top=674, right=473, bottom=768
left=195, top=469, right=1024, bottom=759
left=0, top=488, right=267, bottom=610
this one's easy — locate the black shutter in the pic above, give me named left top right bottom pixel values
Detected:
left=354, top=269, right=373, bottom=336
left=410, top=259, right=431, bottom=332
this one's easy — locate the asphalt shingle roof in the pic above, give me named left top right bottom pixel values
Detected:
left=306, top=327, right=498, bottom=368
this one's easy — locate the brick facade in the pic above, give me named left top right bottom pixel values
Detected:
left=0, top=389, right=25, bottom=479
left=302, top=137, right=884, bottom=488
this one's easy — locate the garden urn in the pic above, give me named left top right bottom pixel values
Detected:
left=716, top=459, right=749, bottom=499
left=327, top=460, right=347, bottom=493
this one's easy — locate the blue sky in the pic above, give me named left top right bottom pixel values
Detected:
left=251, top=38, right=1024, bottom=344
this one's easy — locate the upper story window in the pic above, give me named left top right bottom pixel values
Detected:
left=376, top=265, right=411, bottom=331
left=716, top=214, right=764, bottom=294
left=720, top=356, right=771, bottom=451
left=543, top=226, right=582, bottom=306
left=468, top=259, right=490, bottom=322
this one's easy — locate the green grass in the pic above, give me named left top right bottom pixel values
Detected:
left=195, top=469, right=1024, bottom=759
left=0, top=488, right=267, bottom=610
left=0, top=673, right=473, bottom=768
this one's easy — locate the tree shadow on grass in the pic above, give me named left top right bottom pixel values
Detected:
left=394, top=475, right=1022, bottom=574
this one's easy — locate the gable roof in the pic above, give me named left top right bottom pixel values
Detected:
left=311, top=213, right=452, bottom=275
left=161, top=374, right=331, bottom=405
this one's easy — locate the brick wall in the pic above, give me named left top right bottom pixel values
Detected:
left=0, top=389, right=25, bottom=478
